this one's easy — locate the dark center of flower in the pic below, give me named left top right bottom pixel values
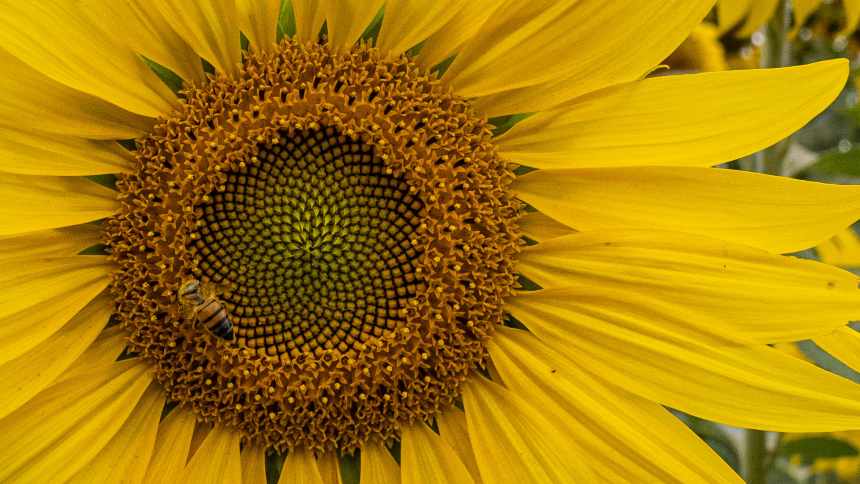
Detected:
left=193, top=129, right=423, bottom=359
left=105, top=39, right=520, bottom=452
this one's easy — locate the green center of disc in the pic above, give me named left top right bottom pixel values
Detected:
left=192, top=127, right=424, bottom=359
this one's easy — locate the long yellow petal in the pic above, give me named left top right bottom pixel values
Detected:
left=143, top=409, right=197, bottom=483
left=437, top=408, right=482, bottom=483
left=323, top=0, right=385, bottom=50
left=0, top=175, right=117, bottom=235
left=279, top=447, right=325, bottom=484
left=718, top=0, right=752, bottom=33
left=738, top=0, right=780, bottom=36
left=508, top=288, right=860, bottom=432
left=498, top=61, right=847, bottom=170
left=318, top=452, right=343, bottom=484
left=360, top=441, right=401, bottom=484
left=0, top=1, right=176, bottom=117
left=292, top=0, right=326, bottom=42
left=0, top=359, right=152, bottom=483
left=461, top=376, right=596, bottom=483
left=416, top=0, right=501, bottom=70
left=242, top=444, right=269, bottom=484
left=0, top=256, right=110, bottom=366
left=490, top=328, right=743, bottom=483
left=514, top=167, right=860, bottom=254
left=448, top=0, right=713, bottom=115
left=519, top=230, right=860, bottom=343
left=377, top=0, right=468, bottom=56
left=401, top=421, right=474, bottom=484
left=183, top=425, right=243, bottom=484
left=60, top=325, right=128, bottom=381
left=0, top=126, right=133, bottom=176
left=843, top=0, right=860, bottom=35
left=80, top=0, right=205, bottom=85
left=0, top=292, right=111, bottom=420
left=68, top=383, right=164, bottom=484
left=153, top=0, right=242, bottom=77
left=815, top=326, right=860, bottom=374
left=0, top=223, right=102, bottom=261
left=0, top=49, right=153, bottom=140
left=518, top=212, right=575, bottom=243
left=818, top=228, right=860, bottom=267
left=238, top=0, right=283, bottom=51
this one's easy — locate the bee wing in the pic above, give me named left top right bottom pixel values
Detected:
left=202, top=280, right=234, bottom=298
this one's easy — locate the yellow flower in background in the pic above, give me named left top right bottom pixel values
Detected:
left=718, top=0, right=860, bottom=37
left=6, top=1, right=860, bottom=483
left=664, top=23, right=729, bottom=72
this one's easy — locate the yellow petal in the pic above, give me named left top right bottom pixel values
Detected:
left=238, top=0, right=283, bottom=51
left=448, top=0, right=713, bottom=116
left=318, top=452, right=343, bottom=484
left=183, top=425, right=243, bottom=484
left=843, top=0, right=860, bottom=35
left=818, top=229, right=860, bottom=267
left=0, top=359, right=153, bottom=483
left=0, top=126, right=133, bottom=176
left=497, top=60, right=847, bottom=170
left=79, top=0, right=205, bottom=85
left=0, top=223, right=103, bottom=261
left=0, top=175, right=117, bottom=235
left=292, top=0, right=326, bottom=42
left=143, top=408, right=198, bottom=483
left=360, top=441, right=401, bottom=484
left=791, top=0, right=824, bottom=36
left=514, top=166, right=860, bottom=254
left=814, top=326, right=860, bottom=374
left=68, top=383, right=164, bottom=484
left=153, top=0, right=242, bottom=77
left=0, top=256, right=111, bottom=366
left=507, top=288, right=860, bottom=432
left=461, top=376, right=596, bottom=483
left=0, top=49, right=153, bottom=140
left=518, top=212, right=575, bottom=243
left=0, top=292, right=111, bottom=420
left=242, top=444, right=269, bottom=484
left=718, top=0, right=752, bottom=33
left=279, top=447, right=325, bottom=484
left=0, top=1, right=176, bottom=117
left=61, top=325, right=128, bottom=381
left=490, top=328, right=743, bottom=483
left=377, top=0, right=468, bottom=56
left=519, top=230, right=860, bottom=343
left=416, top=0, right=501, bottom=70
left=437, top=408, right=482, bottom=482
left=323, top=0, right=385, bottom=50
left=400, top=421, right=475, bottom=484
left=738, top=0, right=780, bottom=36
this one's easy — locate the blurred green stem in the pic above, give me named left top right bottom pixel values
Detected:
left=745, top=430, right=767, bottom=484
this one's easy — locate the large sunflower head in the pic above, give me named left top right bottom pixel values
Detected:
left=7, top=1, right=860, bottom=483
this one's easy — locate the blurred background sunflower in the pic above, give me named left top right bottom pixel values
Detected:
left=8, top=1, right=860, bottom=483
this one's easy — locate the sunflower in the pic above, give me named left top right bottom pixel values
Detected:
left=718, top=0, right=860, bottom=37
left=6, top=1, right=860, bottom=483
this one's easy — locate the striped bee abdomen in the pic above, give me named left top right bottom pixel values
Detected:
left=198, top=297, right=234, bottom=340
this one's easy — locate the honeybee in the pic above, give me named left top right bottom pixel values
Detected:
left=179, top=279, right=234, bottom=340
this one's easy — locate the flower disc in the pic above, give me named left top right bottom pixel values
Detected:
left=105, top=40, right=520, bottom=452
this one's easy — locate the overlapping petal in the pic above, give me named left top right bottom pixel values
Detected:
left=279, top=447, right=325, bottom=484
left=377, top=0, right=468, bottom=56
left=182, top=425, right=242, bottom=484
left=497, top=61, right=847, bottom=170
left=360, top=441, right=401, bottom=484
left=0, top=223, right=102, bottom=261
left=323, top=0, right=385, bottom=50
left=514, top=167, right=860, bottom=253
left=143, top=409, right=197, bottom=483
left=518, top=230, right=860, bottom=343
left=0, top=125, right=133, bottom=176
left=237, top=0, right=282, bottom=51
left=401, top=422, right=474, bottom=484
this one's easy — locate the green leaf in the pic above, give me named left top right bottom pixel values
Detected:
left=278, top=0, right=296, bottom=40
left=778, top=437, right=858, bottom=464
left=806, top=148, right=860, bottom=178
left=339, top=452, right=360, bottom=484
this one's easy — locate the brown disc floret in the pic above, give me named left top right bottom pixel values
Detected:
left=104, top=39, right=520, bottom=452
